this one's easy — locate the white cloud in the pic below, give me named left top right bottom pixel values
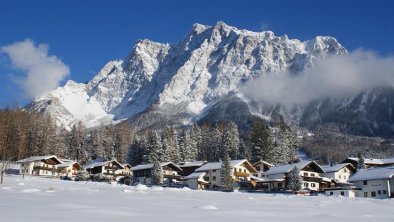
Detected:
left=241, top=50, right=394, bottom=107
left=1, top=39, right=70, bottom=98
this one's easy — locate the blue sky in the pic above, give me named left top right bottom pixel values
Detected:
left=0, top=0, right=393, bottom=107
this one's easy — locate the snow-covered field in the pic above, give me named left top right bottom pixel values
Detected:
left=1, top=174, right=393, bottom=222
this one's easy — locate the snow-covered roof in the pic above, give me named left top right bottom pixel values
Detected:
left=264, top=161, right=324, bottom=175
left=177, top=161, right=206, bottom=168
left=184, top=172, right=206, bottom=180
left=57, top=161, right=80, bottom=168
left=345, top=157, right=394, bottom=165
left=252, top=160, right=274, bottom=167
left=250, top=175, right=285, bottom=183
left=194, top=159, right=257, bottom=173
left=348, top=167, right=394, bottom=182
left=16, top=155, right=62, bottom=164
left=321, top=163, right=355, bottom=173
left=131, top=162, right=182, bottom=172
left=84, top=160, right=124, bottom=170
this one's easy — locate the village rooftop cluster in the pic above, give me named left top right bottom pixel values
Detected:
left=13, top=155, right=394, bottom=199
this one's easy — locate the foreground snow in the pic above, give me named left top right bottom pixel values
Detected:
left=1, top=175, right=393, bottom=222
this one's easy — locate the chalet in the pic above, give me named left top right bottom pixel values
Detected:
left=348, top=166, right=394, bottom=199
left=16, top=155, right=62, bottom=177
left=131, top=162, right=182, bottom=185
left=57, top=160, right=81, bottom=179
left=342, top=157, right=394, bottom=169
left=84, top=159, right=124, bottom=176
left=116, top=164, right=132, bottom=176
left=194, top=159, right=257, bottom=189
left=263, top=161, right=325, bottom=192
left=183, top=172, right=209, bottom=190
left=321, top=163, right=356, bottom=183
left=177, top=161, right=207, bottom=176
left=253, top=160, right=274, bottom=178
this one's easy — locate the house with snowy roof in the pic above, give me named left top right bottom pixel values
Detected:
left=183, top=172, right=209, bottom=190
left=348, top=166, right=394, bottom=199
left=16, top=155, right=62, bottom=177
left=116, top=163, right=132, bottom=176
left=131, top=162, right=182, bottom=185
left=177, top=161, right=207, bottom=176
left=252, top=160, right=274, bottom=178
left=342, top=157, right=394, bottom=169
left=194, top=159, right=257, bottom=189
left=84, top=159, right=124, bottom=176
left=57, top=160, right=81, bottom=179
left=263, top=161, right=325, bottom=192
left=321, top=163, right=356, bottom=183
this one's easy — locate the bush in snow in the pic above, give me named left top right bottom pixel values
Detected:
left=76, top=170, right=90, bottom=181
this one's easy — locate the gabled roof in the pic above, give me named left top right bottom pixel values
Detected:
left=348, top=167, right=394, bottom=182
left=131, top=162, right=182, bottom=172
left=321, top=163, right=356, bottom=173
left=177, top=161, right=207, bottom=168
left=122, top=163, right=132, bottom=169
left=184, top=172, right=206, bottom=180
left=195, top=159, right=257, bottom=173
left=253, top=160, right=274, bottom=168
left=84, top=160, right=124, bottom=170
left=16, top=155, right=62, bottom=164
left=264, top=161, right=324, bottom=175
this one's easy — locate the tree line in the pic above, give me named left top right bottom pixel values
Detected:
left=0, top=109, right=300, bottom=168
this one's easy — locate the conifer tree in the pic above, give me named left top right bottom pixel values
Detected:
left=151, top=160, right=164, bottom=185
left=287, top=166, right=303, bottom=191
left=250, top=119, right=274, bottom=163
left=147, top=130, right=163, bottom=163
left=358, top=152, right=366, bottom=170
left=221, top=151, right=233, bottom=191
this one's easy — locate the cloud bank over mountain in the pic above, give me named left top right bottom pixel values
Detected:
left=241, top=50, right=394, bottom=107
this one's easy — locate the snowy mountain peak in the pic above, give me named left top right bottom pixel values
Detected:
left=29, top=22, right=348, bottom=130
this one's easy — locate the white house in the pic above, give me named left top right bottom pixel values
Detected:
left=348, top=166, right=394, bottom=199
left=131, top=162, right=182, bottom=185
left=17, top=155, right=62, bottom=177
left=252, top=160, right=273, bottom=178
left=116, top=163, right=132, bottom=176
left=194, top=159, right=257, bottom=189
left=324, top=187, right=357, bottom=198
left=321, top=163, right=356, bottom=183
left=263, top=161, right=325, bottom=192
left=57, top=160, right=81, bottom=179
left=84, top=159, right=124, bottom=176
left=183, top=172, right=209, bottom=190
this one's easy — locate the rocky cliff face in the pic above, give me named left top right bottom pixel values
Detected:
left=29, top=22, right=393, bottom=137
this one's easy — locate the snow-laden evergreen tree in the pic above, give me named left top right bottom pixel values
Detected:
left=162, top=125, right=180, bottom=163
left=237, top=138, right=247, bottom=159
left=102, top=124, right=115, bottom=160
left=139, top=133, right=150, bottom=164
left=198, top=123, right=211, bottom=161
left=180, top=129, right=197, bottom=162
left=221, top=122, right=239, bottom=159
left=147, top=130, right=163, bottom=163
left=113, top=124, right=133, bottom=162
left=210, top=125, right=222, bottom=162
left=126, top=136, right=143, bottom=166
left=358, top=152, right=366, bottom=170
left=287, top=166, right=303, bottom=191
left=151, top=159, right=164, bottom=185
left=221, top=150, right=233, bottom=191
left=191, top=124, right=202, bottom=160
left=250, top=119, right=274, bottom=163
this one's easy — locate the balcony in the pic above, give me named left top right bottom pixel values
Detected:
left=234, top=171, right=250, bottom=177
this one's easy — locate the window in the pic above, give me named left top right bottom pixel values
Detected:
left=378, top=190, right=382, bottom=195
left=213, top=170, right=216, bottom=172
left=363, top=180, right=367, bottom=185
left=330, top=192, right=334, bottom=196
left=311, top=173, right=315, bottom=177
left=204, top=176, right=209, bottom=181
left=311, top=183, right=316, bottom=188
left=339, top=175, right=342, bottom=179
left=344, top=176, right=347, bottom=180
left=256, top=166, right=261, bottom=171
left=364, top=192, right=368, bottom=197
left=304, top=173, right=308, bottom=176
left=341, top=191, right=345, bottom=196
left=371, top=191, right=376, bottom=197
left=277, top=183, right=282, bottom=187
left=244, top=169, right=247, bottom=173
left=304, top=183, right=309, bottom=187
left=383, top=190, right=387, bottom=195
left=213, top=176, right=216, bottom=181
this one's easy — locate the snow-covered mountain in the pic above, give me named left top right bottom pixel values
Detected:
left=29, top=22, right=393, bottom=137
